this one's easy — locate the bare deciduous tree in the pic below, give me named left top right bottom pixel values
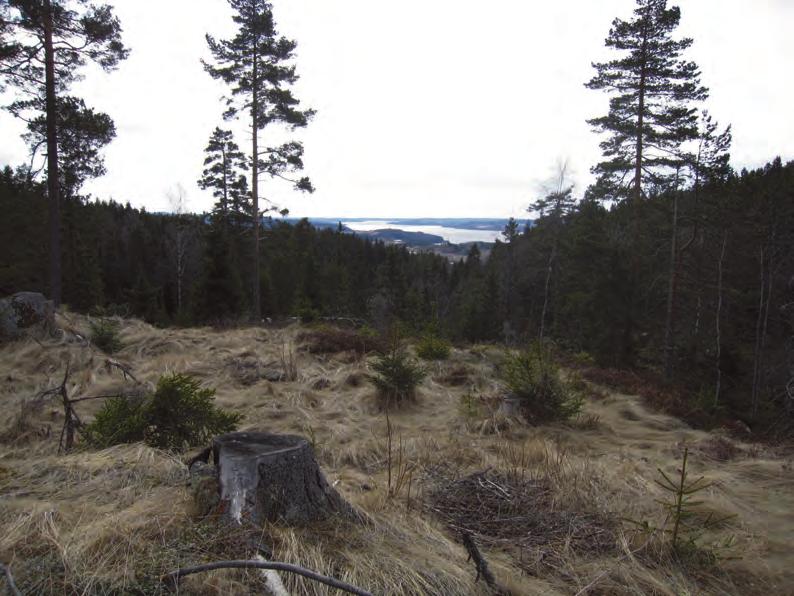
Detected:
left=166, top=184, right=195, bottom=317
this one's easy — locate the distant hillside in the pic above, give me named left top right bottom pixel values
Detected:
left=303, top=217, right=531, bottom=232
left=354, top=228, right=444, bottom=246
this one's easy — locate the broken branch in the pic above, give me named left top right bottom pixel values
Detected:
left=461, top=531, right=501, bottom=592
left=161, top=560, right=372, bottom=595
left=105, top=359, right=140, bottom=384
left=0, top=563, right=22, bottom=596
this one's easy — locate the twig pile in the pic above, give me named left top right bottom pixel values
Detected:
left=428, top=470, right=613, bottom=558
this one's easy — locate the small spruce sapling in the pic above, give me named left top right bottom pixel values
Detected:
left=625, top=446, right=736, bottom=562
left=370, top=331, right=426, bottom=406
left=655, top=447, right=734, bottom=556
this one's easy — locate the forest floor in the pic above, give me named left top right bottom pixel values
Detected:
left=0, top=313, right=792, bottom=595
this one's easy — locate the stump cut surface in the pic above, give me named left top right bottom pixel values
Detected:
left=212, top=431, right=355, bottom=525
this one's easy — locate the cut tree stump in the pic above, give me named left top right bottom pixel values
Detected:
left=208, top=431, right=357, bottom=525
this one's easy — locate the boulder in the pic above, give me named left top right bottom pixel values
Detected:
left=0, top=292, right=55, bottom=340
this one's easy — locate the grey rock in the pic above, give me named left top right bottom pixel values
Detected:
left=262, top=369, right=286, bottom=383
left=0, top=292, right=55, bottom=340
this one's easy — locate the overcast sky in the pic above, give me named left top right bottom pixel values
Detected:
left=1, top=0, right=792, bottom=218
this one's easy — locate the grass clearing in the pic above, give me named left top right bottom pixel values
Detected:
left=0, top=314, right=791, bottom=594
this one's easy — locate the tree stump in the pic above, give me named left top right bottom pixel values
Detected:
left=497, top=393, right=523, bottom=418
left=209, top=432, right=356, bottom=525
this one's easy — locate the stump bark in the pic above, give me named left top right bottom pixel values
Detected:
left=209, top=432, right=356, bottom=525
left=497, top=393, right=523, bottom=418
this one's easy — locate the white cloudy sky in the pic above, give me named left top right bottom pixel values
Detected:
left=1, top=0, right=792, bottom=218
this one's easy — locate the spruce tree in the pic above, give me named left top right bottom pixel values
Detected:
left=196, top=128, right=251, bottom=322
left=0, top=0, right=128, bottom=306
left=203, top=0, right=314, bottom=320
left=586, top=0, right=707, bottom=203
left=197, top=127, right=250, bottom=227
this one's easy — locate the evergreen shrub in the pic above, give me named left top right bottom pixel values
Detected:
left=370, top=344, right=426, bottom=406
left=502, top=345, right=582, bottom=423
left=89, top=318, right=123, bottom=354
left=416, top=334, right=451, bottom=360
left=84, top=373, right=241, bottom=452
left=293, top=296, right=320, bottom=323
left=82, top=395, right=146, bottom=449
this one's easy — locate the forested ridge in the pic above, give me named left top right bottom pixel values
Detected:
left=3, top=158, right=793, bottom=432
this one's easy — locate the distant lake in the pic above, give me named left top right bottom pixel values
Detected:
left=343, top=220, right=503, bottom=244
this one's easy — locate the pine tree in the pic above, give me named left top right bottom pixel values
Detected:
left=203, top=0, right=314, bottom=320
left=586, top=0, right=707, bottom=203
left=0, top=0, right=128, bottom=305
left=14, top=96, right=116, bottom=198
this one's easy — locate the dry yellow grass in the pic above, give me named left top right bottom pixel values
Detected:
left=0, top=313, right=792, bottom=594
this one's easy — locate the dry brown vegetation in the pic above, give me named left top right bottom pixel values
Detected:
left=297, top=326, right=386, bottom=356
left=0, top=314, right=793, bottom=594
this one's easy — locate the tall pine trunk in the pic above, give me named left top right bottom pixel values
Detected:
left=43, top=0, right=62, bottom=306
left=251, top=57, right=261, bottom=321
left=633, top=26, right=649, bottom=206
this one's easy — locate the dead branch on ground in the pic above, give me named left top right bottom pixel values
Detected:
left=35, top=360, right=142, bottom=453
left=0, top=563, right=22, bottom=596
left=461, top=531, right=503, bottom=593
left=104, top=358, right=140, bottom=384
left=161, top=560, right=373, bottom=595
left=36, top=364, right=81, bottom=453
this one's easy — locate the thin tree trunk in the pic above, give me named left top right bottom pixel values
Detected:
left=176, top=229, right=185, bottom=314
left=221, top=146, right=229, bottom=215
left=751, top=247, right=767, bottom=418
left=539, top=239, right=556, bottom=340
left=714, top=231, right=727, bottom=407
left=43, top=0, right=61, bottom=306
left=506, top=244, right=514, bottom=326
left=692, top=228, right=706, bottom=349
left=752, top=249, right=775, bottom=418
left=759, top=264, right=774, bottom=406
left=663, top=190, right=680, bottom=381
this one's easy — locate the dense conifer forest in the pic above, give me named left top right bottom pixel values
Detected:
left=3, top=158, right=793, bottom=433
